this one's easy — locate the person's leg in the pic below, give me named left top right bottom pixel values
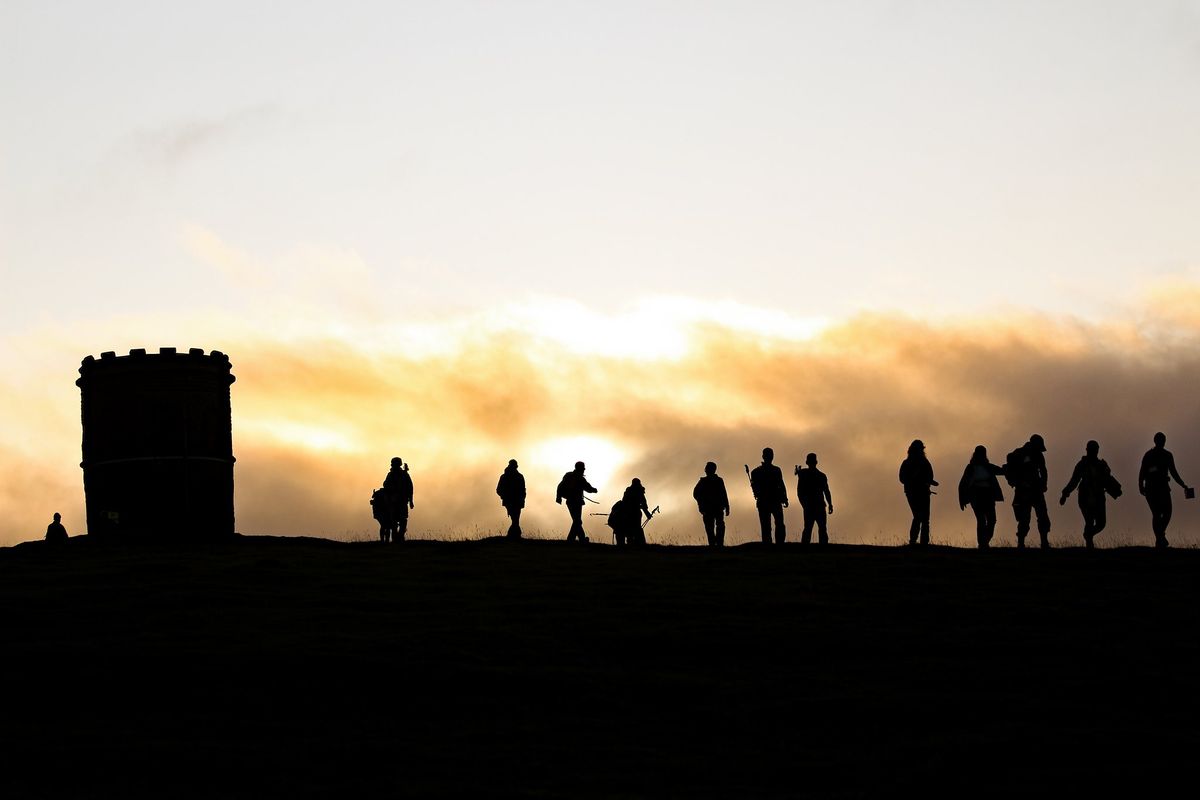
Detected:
left=1092, top=500, right=1106, bottom=538
left=1149, top=490, right=1173, bottom=547
left=906, top=493, right=921, bottom=544
left=508, top=507, right=522, bottom=539
left=773, top=506, right=787, bottom=544
left=396, top=511, right=409, bottom=542
left=815, top=507, right=829, bottom=545
left=714, top=513, right=726, bottom=547
left=1077, top=495, right=1092, bottom=546
left=971, top=498, right=989, bottom=548
left=984, top=502, right=997, bottom=546
left=757, top=505, right=772, bottom=543
left=567, top=503, right=585, bottom=542
left=1034, top=493, right=1052, bottom=548
left=801, top=506, right=815, bottom=545
left=703, top=513, right=716, bottom=546
left=1013, top=491, right=1031, bottom=548
left=911, top=491, right=931, bottom=545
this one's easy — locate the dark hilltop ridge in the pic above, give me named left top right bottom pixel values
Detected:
left=3, top=535, right=1198, bottom=798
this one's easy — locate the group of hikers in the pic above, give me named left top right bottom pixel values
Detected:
left=369, top=432, right=1192, bottom=549
left=942, top=431, right=1192, bottom=550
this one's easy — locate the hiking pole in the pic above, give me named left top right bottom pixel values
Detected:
left=744, top=464, right=757, bottom=500
left=642, top=505, right=661, bottom=530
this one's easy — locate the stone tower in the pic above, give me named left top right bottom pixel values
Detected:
left=77, top=348, right=236, bottom=539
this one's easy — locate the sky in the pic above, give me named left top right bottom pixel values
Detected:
left=2, top=1, right=1199, bottom=546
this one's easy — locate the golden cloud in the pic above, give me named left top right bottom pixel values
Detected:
left=2, top=295, right=1198, bottom=548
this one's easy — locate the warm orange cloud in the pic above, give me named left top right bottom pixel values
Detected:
left=2, top=294, right=1198, bottom=548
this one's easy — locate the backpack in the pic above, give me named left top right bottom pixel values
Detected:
left=1003, top=448, right=1024, bottom=488
left=370, top=488, right=388, bottom=521
left=606, top=500, right=625, bottom=529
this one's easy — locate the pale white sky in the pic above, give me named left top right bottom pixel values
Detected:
left=3, top=0, right=1199, bottom=332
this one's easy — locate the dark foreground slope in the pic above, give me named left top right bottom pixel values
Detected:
left=1, top=537, right=1197, bottom=798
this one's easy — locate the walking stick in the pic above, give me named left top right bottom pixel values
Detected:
left=642, top=506, right=660, bottom=530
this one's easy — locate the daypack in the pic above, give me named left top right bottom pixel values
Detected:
left=1003, top=448, right=1024, bottom=488
left=370, top=488, right=388, bottom=521
left=606, top=499, right=626, bottom=529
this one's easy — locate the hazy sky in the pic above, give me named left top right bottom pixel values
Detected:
left=2, top=2, right=1199, bottom=545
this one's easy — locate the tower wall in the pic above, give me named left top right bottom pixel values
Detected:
left=77, top=348, right=236, bottom=539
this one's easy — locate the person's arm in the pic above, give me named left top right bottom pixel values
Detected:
left=1061, top=461, right=1083, bottom=505
left=584, top=479, right=597, bottom=493
left=823, top=475, right=832, bottom=513
left=898, top=461, right=908, bottom=485
left=1138, top=454, right=1149, bottom=494
left=1167, top=453, right=1188, bottom=489
left=778, top=469, right=789, bottom=507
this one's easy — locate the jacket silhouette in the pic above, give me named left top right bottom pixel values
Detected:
left=1007, top=434, right=1051, bottom=549
left=616, top=479, right=652, bottom=546
left=958, top=446, right=1004, bottom=549
left=1137, top=432, right=1191, bottom=548
left=750, top=448, right=788, bottom=544
left=379, top=457, right=414, bottom=542
left=496, top=460, right=526, bottom=539
left=693, top=462, right=730, bottom=547
left=556, top=462, right=597, bottom=543
left=45, top=513, right=67, bottom=544
left=1060, top=441, right=1119, bottom=548
left=795, top=453, right=833, bottom=545
left=899, top=440, right=938, bottom=545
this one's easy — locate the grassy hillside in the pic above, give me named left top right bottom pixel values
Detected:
left=2, top=536, right=1197, bottom=798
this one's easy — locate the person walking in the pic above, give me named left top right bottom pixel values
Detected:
left=1138, top=432, right=1192, bottom=548
left=693, top=462, right=730, bottom=547
left=795, top=453, right=833, bottom=545
left=1060, top=440, right=1120, bottom=549
left=899, top=440, right=938, bottom=545
left=750, top=447, right=789, bottom=544
left=382, top=457, right=415, bottom=542
left=556, top=461, right=598, bottom=543
left=1007, top=434, right=1052, bottom=549
left=958, top=446, right=1005, bottom=549
left=496, top=459, right=527, bottom=539
left=620, top=478, right=654, bottom=546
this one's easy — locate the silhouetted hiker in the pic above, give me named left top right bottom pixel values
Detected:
left=795, top=453, right=833, bottom=545
left=1060, top=441, right=1122, bottom=549
left=381, top=457, right=414, bottom=542
left=693, top=462, right=730, bottom=546
left=496, top=459, right=526, bottom=539
left=958, top=446, right=1005, bottom=549
left=899, top=440, right=938, bottom=545
left=45, top=512, right=67, bottom=544
left=1005, top=434, right=1051, bottom=549
left=1138, top=432, right=1192, bottom=548
left=617, top=478, right=653, bottom=546
left=750, top=448, right=788, bottom=544
left=556, top=461, right=597, bottom=543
